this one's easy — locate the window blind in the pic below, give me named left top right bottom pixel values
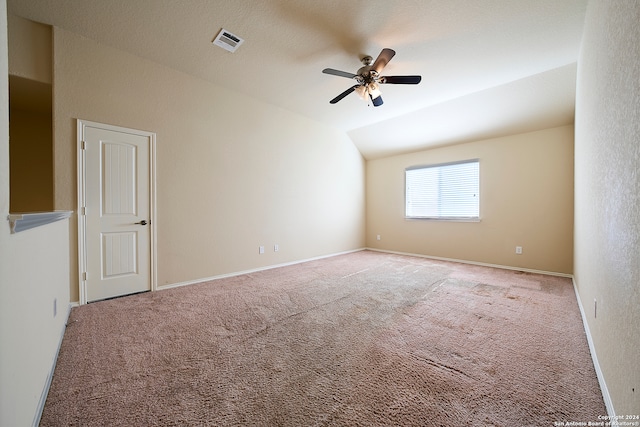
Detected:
left=405, top=160, right=479, bottom=220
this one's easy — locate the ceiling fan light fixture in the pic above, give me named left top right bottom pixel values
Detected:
left=354, top=85, right=368, bottom=100
left=367, top=83, right=383, bottom=107
left=368, top=82, right=381, bottom=97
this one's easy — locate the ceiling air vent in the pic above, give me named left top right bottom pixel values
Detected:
left=212, top=28, right=244, bottom=53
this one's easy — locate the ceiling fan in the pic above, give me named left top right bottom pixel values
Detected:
left=322, top=48, right=421, bottom=107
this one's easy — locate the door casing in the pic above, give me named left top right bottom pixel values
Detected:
left=77, top=119, right=157, bottom=304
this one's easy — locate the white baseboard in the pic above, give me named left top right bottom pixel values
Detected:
left=158, top=248, right=366, bottom=291
left=571, top=277, right=616, bottom=419
left=366, top=248, right=573, bottom=278
left=32, top=302, right=73, bottom=427
left=159, top=247, right=572, bottom=292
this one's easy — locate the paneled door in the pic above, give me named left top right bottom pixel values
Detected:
left=78, top=121, right=155, bottom=303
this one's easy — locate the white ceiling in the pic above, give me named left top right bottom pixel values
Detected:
left=7, top=0, right=587, bottom=159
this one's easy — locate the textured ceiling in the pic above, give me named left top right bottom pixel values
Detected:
left=7, top=0, right=588, bottom=159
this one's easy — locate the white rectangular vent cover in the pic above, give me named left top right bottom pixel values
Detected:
left=213, top=29, right=244, bottom=53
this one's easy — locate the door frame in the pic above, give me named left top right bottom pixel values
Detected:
left=77, top=119, right=157, bottom=305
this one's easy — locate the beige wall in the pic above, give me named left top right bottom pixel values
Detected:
left=7, top=13, right=51, bottom=83
left=53, top=28, right=366, bottom=300
left=9, top=106, right=53, bottom=212
left=366, top=125, right=574, bottom=274
left=1, top=4, right=71, bottom=426
left=574, top=0, right=640, bottom=416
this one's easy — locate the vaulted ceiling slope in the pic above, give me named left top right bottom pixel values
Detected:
left=8, top=0, right=587, bottom=159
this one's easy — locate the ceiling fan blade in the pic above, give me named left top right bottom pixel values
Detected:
left=322, top=68, right=358, bottom=79
left=380, top=75, right=422, bottom=84
left=371, top=48, right=396, bottom=74
left=330, top=85, right=360, bottom=104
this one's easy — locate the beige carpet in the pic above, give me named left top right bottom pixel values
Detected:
left=41, top=250, right=606, bottom=426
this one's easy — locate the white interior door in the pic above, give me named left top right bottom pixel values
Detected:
left=79, top=121, right=155, bottom=303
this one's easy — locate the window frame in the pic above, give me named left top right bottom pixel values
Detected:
left=404, top=159, right=480, bottom=222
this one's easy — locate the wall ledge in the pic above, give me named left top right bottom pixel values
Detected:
left=8, top=210, right=73, bottom=233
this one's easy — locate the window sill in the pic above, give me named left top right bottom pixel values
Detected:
left=8, top=210, right=74, bottom=233
left=405, top=217, right=481, bottom=222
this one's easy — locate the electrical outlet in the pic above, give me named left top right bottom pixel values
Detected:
left=259, top=246, right=264, bottom=254
left=377, top=235, right=381, bottom=241
left=515, top=246, right=523, bottom=254
left=274, top=244, right=279, bottom=252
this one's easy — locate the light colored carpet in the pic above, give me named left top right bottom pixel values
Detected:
left=41, top=250, right=606, bottom=426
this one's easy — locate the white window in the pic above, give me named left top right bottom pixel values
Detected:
left=405, top=160, right=480, bottom=220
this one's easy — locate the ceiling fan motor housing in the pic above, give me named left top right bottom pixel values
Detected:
left=361, top=55, right=373, bottom=66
